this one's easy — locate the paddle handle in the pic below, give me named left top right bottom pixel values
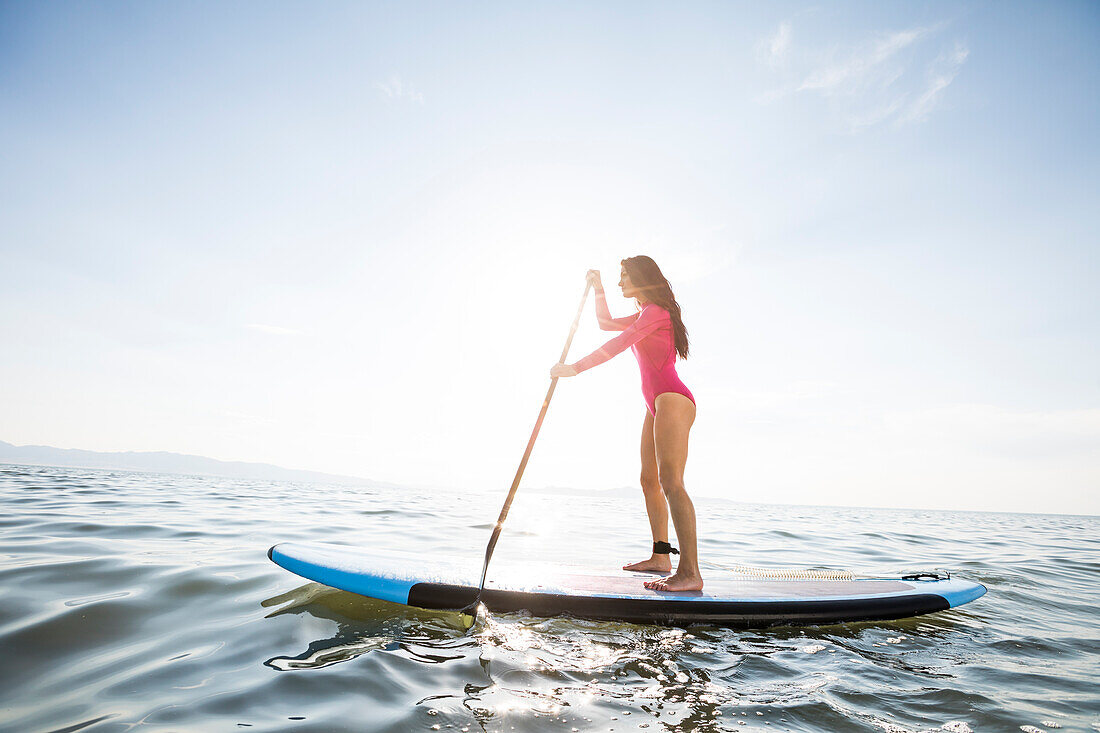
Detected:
left=469, top=280, right=593, bottom=604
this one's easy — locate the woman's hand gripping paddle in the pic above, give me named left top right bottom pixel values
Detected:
left=459, top=279, right=593, bottom=629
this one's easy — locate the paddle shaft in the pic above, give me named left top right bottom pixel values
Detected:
left=466, top=281, right=593, bottom=611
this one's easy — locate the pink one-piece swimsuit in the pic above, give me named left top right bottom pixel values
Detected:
left=572, top=288, right=695, bottom=415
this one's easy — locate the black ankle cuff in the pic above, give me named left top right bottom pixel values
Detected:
left=653, top=541, right=679, bottom=555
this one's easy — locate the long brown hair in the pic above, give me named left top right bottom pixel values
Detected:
left=621, top=255, right=689, bottom=359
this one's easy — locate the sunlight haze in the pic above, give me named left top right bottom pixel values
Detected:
left=2, top=2, right=1097, bottom=515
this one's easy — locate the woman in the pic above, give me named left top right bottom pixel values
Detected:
left=550, top=257, right=702, bottom=592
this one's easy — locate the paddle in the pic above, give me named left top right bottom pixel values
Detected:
left=459, top=279, right=593, bottom=628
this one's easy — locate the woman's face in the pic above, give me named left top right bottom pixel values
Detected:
left=619, top=267, right=639, bottom=299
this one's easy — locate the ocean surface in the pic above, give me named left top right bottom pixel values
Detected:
left=0, top=463, right=1096, bottom=733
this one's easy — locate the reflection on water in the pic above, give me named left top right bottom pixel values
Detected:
left=263, top=583, right=469, bottom=671
left=1, top=464, right=1098, bottom=732
left=256, top=579, right=1093, bottom=733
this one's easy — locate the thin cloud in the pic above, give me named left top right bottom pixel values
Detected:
left=846, top=97, right=908, bottom=130
left=897, top=41, right=969, bottom=124
left=376, top=75, right=425, bottom=104
left=757, top=22, right=792, bottom=68
left=797, top=27, right=928, bottom=95
left=757, top=23, right=967, bottom=130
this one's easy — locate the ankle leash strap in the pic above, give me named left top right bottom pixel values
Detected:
left=653, top=541, right=679, bottom=555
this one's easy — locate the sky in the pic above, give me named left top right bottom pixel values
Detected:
left=1, top=1, right=1097, bottom=515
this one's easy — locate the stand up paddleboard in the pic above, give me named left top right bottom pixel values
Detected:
left=269, top=542, right=985, bottom=627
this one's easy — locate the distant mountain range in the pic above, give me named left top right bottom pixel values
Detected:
left=0, top=440, right=390, bottom=487
left=0, top=440, right=649, bottom=497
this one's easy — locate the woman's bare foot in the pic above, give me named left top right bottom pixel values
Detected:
left=623, top=554, right=673, bottom=573
left=643, top=571, right=704, bottom=592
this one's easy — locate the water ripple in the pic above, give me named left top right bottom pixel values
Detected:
left=0, top=464, right=1097, bottom=732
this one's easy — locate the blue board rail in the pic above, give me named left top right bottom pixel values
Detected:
left=269, top=542, right=986, bottom=628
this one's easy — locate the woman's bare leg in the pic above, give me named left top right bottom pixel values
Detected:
left=623, top=409, right=673, bottom=572
left=644, top=393, right=702, bottom=592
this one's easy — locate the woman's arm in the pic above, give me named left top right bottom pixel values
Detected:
left=594, top=285, right=637, bottom=331
left=572, top=306, right=666, bottom=373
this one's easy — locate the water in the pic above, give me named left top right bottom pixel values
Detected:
left=0, top=464, right=1097, bottom=733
